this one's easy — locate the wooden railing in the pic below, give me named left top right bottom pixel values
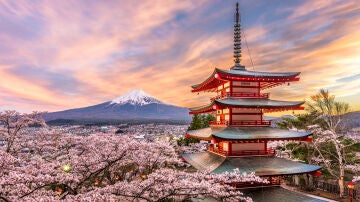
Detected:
left=208, top=146, right=275, bottom=157
left=211, top=92, right=269, bottom=100
left=210, top=120, right=271, bottom=126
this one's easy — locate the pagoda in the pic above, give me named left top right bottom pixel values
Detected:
left=182, top=3, right=321, bottom=187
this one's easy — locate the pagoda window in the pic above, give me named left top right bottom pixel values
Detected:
left=223, top=142, right=229, bottom=152
left=216, top=115, right=221, bottom=122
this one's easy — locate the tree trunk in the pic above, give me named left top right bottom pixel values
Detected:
left=294, top=175, right=299, bottom=186
left=303, top=174, right=308, bottom=189
left=303, top=174, right=314, bottom=191
left=339, top=176, right=344, bottom=197
left=308, top=174, right=314, bottom=190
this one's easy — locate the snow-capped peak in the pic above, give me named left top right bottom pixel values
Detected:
left=111, top=89, right=163, bottom=106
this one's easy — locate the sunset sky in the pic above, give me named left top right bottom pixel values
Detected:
left=0, top=0, right=359, bottom=113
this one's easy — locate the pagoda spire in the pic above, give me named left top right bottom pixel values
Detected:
left=232, top=2, right=246, bottom=70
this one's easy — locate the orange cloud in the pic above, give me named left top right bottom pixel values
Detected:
left=0, top=0, right=359, bottom=113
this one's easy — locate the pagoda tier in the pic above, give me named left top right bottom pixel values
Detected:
left=190, top=98, right=304, bottom=115
left=182, top=152, right=321, bottom=177
left=185, top=126, right=312, bottom=157
left=192, top=68, right=300, bottom=93
left=186, top=127, right=312, bottom=141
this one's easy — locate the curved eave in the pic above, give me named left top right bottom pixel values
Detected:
left=215, top=98, right=305, bottom=109
left=185, top=134, right=212, bottom=141
left=212, top=133, right=312, bottom=141
left=187, top=127, right=313, bottom=141
left=185, top=127, right=213, bottom=140
left=191, top=68, right=301, bottom=93
left=216, top=68, right=301, bottom=79
left=182, top=152, right=322, bottom=177
left=185, top=128, right=212, bottom=141
left=189, top=99, right=305, bottom=114
left=189, top=101, right=215, bottom=114
left=191, top=70, right=226, bottom=93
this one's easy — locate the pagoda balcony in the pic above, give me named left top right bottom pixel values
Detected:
left=208, top=146, right=275, bottom=157
left=211, top=92, right=269, bottom=100
left=210, top=120, right=271, bottom=126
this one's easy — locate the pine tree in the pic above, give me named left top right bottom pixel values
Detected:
left=188, top=114, right=216, bottom=130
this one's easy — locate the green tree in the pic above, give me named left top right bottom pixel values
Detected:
left=276, top=113, right=326, bottom=130
left=188, top=114, right=203, bottom=130
left=307, top=89, right=353, bottom=197
left=203, top=114, right=216, bottom=128
left=176, top=137, right=200, bottom=146
left=188, top=114, right=215, bottom=130
left=276, top=113, right=320, bottom=191
left=276, top=90, right=356, bottom=194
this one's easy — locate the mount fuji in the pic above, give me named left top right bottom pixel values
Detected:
left=43, top=89, right=191, bottom=123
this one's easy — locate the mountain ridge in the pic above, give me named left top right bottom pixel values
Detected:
left=43, top=90, right=191, bottom=123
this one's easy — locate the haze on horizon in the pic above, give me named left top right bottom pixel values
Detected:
left=0, top=0, right=359, bottom=113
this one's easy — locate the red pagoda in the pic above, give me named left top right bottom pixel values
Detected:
left=182, top=3, right=321, bottom=187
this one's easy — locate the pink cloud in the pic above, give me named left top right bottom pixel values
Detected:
left=0, top=0, right=359, bottom=113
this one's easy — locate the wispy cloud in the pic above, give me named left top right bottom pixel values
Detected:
left=0, top=0, right=359, bottom=112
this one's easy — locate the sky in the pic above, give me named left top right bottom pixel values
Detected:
left=0, top=0, right=359, bottom=113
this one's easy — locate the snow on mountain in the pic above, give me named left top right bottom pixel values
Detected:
left=111, top=89, right=163, bottom=106
left=43, top=89, right=191, bottom=123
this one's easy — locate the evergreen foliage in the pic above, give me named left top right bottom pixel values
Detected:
left=276, top=89, right=356, bottom=195
left=188, top=114, right=216, bottom=130
left=176, top=137, right=200, bottom=146
left=276, top=113, right=326, bottom=130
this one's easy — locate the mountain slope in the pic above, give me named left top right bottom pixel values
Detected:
left=43, top=90, right=191, bottom=122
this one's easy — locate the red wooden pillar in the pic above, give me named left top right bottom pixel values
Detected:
left=211, top=137, right=217, bottom=144
left=264, top=141, right=267, bottom=152
left=228, top=141, right=232, bottom=156
left=229, top=107, right=232, bottom=125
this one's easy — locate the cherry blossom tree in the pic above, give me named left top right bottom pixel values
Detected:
left=174, top=141, right=208, bottom=154
left=346, top=164, right=360, bottom=182
left=0, top=111, right=265, bottom=201
left=0, top=110, right=45, bottom=153
left=306, top=89, right=354, bottom=197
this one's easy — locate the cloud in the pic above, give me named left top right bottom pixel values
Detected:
left=0, top=0, right=359, bottom=112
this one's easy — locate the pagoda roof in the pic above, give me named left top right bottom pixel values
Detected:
left=216, top=68, right=300, bottom=78
left=191, top=68, right=300, bottom=92
left=190, top=98, right=304, bottom=114
left=182, top=152, right=321, bottom=176
left=242, top=187, right=328, bottom=202
left=186, top=127, right=312, bottom=141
